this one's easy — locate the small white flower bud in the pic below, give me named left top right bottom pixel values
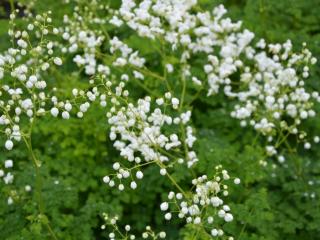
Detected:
left=234, top=178, right=240, bottom=184
left=160, top=202, right=169, bottom=211
left=53, top=57, right=63, bottom=66
left=5, top=160, right=13, bottom=168
left=160, top=168, right=167, bottom=175
left=164, top=212, right=172, bottom=220
left=5, top=140, right=13, bottom=150
left=50, top=107, right=59, bottom=117
left=136, top=171, right=143, bottom=179
left=130, top=181, right=137, bottom=189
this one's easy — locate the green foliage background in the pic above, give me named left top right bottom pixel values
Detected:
left=0, top=0, right=320, bottom=239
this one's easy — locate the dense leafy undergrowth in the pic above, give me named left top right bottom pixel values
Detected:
left=0, top=0, right=320, bottom=240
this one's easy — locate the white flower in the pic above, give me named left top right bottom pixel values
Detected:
left=211, top=229, right=218, bottom=236
left=17, top=39, right=28, bottom=48
left=118, top=184, right=125, bottom=191
left=5, top=140, right=14, bottom=150
left=304, top=142, right=311, bottom=149
left=62, top=111, right=70, bottom=119
left=156, top=98, right=164, bottom=105
left=113, top=162, right=120, bottom=170
left=164, top=212, right=172, bottom=220
left=65, top=103, right=72, bottom=112
left=4, top=172, right=14, bottom=184
left=234, top=178, right=240, bottom=184
left=50, top=107, right=59, bottom=117
left=130, top=181, right=137, bottom=189
left=171, top=98, right=179, bottom=109
left=224, top=213, right=233, bottom=222
left=160, top=202, right=169, bottom=211
left=160, top=168, right=167, bottom=176
left=5, top=160, right=13, bottom=168
left=110, top=16, right=123, bottom=27
left=125, top=225, right=131, bottom=231
left=53, top=57, right=63, bottom=65
left=136, top=171, right=143, bottom=179
left=193, top=217, right=201, bottom=224
left=7, top=197, right=13, bottom=205
left=166, top=64, right=174, bottom=73
left=159, top=232, right=166, bottom=238
left=103, top=176, right=110, bottom=183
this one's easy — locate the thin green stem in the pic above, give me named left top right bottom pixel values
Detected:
left=9, top=0, right=15, bottom=12
left=157, top=162, right=187, bottom=197
left=22, top=117, right=58, bottom=240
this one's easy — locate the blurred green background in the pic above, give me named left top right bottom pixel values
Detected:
left=0, top=0, right=320, bottom=239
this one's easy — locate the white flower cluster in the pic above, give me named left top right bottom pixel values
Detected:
left=1, top=159, right=14, bottom=185
left=102, top=213, right=166, bottom=240
left=160, top=166, right=239, bottom=238
left=60, top=3, right=148, bottom=81
left=0, top=10, right=109, bottom=152
left=108, top=95, right=194, bottom=165
left=114, top=0, right=198, bottom=44
left=103, top=82, right=198, bottom=190
left=225, top=42, right=319, bottom=153
left=49, top=82, right=107, bottom=120
left=0, top=159, right=23, bottom=206
left=110, top=37, right=146, bottom=70
left=111, top=0, right=320, bottom=153
left=61, top=8, right=107, bottom=75
left=0, top=11, right=65, bottom=151
left=1, top=0, right=318, bottom=238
